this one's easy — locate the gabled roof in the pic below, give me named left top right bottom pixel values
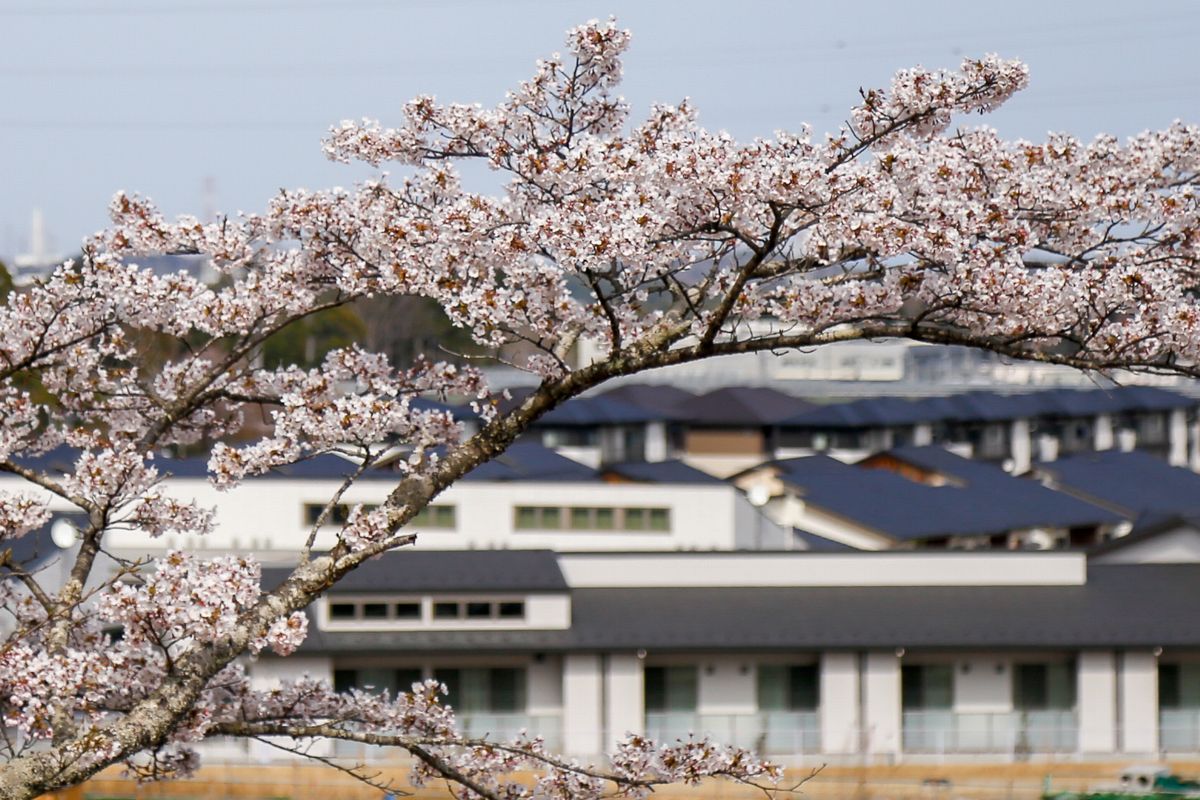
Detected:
left=264, top=549, right=568, bottom=594
left=673, top=386, right=813, bottom=426
left=598, top=383, right=697, bottom=417
left=760, top=449, right=1117, bottom=541
left=537, top=395, right=665, bottom=426
left=460, top=443, right=597, bottom=482
left=1036, top=450, right=1200, bottom=519
left=600, top=459, right=725, bottom=484
left=778, top=387, right=1197, bottom=429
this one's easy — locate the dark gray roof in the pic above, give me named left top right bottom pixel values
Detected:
left=779, top=387, right=1196, bottom=429
left=674, top=386, right=814, bottom=426
left=1037, top=450, right=1200, bottom=519
left=598, top=383, right=697, bottom=417
left=264, top=550, right=568, bottom=594
left=288, top=564, right=1200, bottom=654
left=460, top=443, right=597, bottom=482
left=764, top=450, right=1118, bottom=540
left=600, top=460, right=724, bottom=484
left=536, top=395, right=665, bottom=426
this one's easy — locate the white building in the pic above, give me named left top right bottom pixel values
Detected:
left=245, top=545, right=1200, bottom=763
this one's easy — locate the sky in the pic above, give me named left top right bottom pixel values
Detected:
left=2, top=0, right=1199, bottom=261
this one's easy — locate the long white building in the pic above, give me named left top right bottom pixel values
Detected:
left=252, top=543, right=1200, bottom=763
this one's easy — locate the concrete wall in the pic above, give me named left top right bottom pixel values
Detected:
left=605, top=654, right=644, bottom=751
left=1077, top=651, right=1117, bottom=753
left=103, top=478, right=758, bottom=557
left=563, top=654, right=604, bottom=756
left=953, top=656, right=1012, bottom=713
left=820, top=652, right=860, bottom=755
left=559, top=552, right=1087, bottom=588
left=863, top=652, right=901, bottom=757
left=1121, top=651, right=1159, bottom=754
left=698, top=655, right=757, bottom=715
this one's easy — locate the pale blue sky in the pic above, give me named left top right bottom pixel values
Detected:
left=2, top=0, right=1198, bottom=259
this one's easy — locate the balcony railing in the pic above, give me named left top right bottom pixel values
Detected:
left=333, top=712, right=563, bottom=761
left=644, top=711, right=820, bottom=754
left=902, top=710, right=1077, bottom=754
left=1161, top=709, right=1200, bottom=751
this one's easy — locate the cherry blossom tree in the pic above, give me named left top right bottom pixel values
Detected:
left=3, top=17, right=1200, bottom=800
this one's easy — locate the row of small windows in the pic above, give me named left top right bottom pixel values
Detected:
left=327, top=597, right=525, bottom=624
left=514, top=506, right=670, bottom=532
left=303, top=503, right=456, bottom=528
left=302, top=503, right=670, bottom=533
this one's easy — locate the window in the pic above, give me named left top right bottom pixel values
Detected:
left=326, top=597, right=526, bottom=625
left=644, top=666, right=699, bottom=712
left=515, top=506, right=563, bottom=529
left=434, top=668, right=526, bottom=713
left=334, top=667, right=423, bottom=696
left=515, top=506, right=671, bottom=532
left=902, top=664, right=953, bottom=710
left=304, top=503, right=455, bottom=528
left=304, top=502, right=367, bottom=527
left=410, top=504, right=456, bottom=528
left=394, top=602, right=421, bottom=619
left=757, top=664, right=819, bottom=711
left=429, top=600, right=526, bottom=621
left=1013, top=662, right=1076, bottom=710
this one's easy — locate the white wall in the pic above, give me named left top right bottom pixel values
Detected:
left=563, top=654, right=604, bottom=757
left=820, top=652, right=860, bottom=755
left=605, top=654, right=644, bottom=750
left=1121, top=651, right=1159, bottom=754
left=698, top=656, right=756, bottom=715
left=863, top=652, right=901, bottom=757
left=527, top=655, right=564, bottom=716
left=1077, top=651, right=1117, bottom=753
left=104, top=477, right=757, bottom=556
left=559, top=552, right=1087, bottom=588
left=953, top=657, right=1011, bottom=713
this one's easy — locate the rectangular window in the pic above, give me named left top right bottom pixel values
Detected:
left=433, top=601, right=460, bottom=619
left=394, top=602, right=421, bottom=619
left=902, top=664, right=953, bottom=710
left=497, top=601, right=525, bottom=619
left=411, top=504, right=456, bottom=529
left=514, top=506, right=562, bottom=530
left=757, top=664, right=819, bottom=711
left=519, top=506, right=670, bottom=532
left=304, top=502, right=377, bottom=527
left=329, top=602, right=357, bottom=620
left=434, top=668, right=526, bottom=713
left=644, top=666, right=699, bottom=713
left=1013, top=662, right=1076, bottom=710
left=362, top=603, right=388, bottom=619
left=334, top=667, right=423, bottom=696
left=1160, top=663, right=1200, bottom=709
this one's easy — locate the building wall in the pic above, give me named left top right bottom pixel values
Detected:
left=102, top=478, right=760, bottom=556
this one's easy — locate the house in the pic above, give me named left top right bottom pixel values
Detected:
left=730, top=447, right=1122, bottom=551
left=1033, top=449, right=1200, bottom=522
left=773, top=386, right=1198, bottom=471
left=7, top=444, right=792, bottom=560
left=240, top=548, right=1200, bottom=763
